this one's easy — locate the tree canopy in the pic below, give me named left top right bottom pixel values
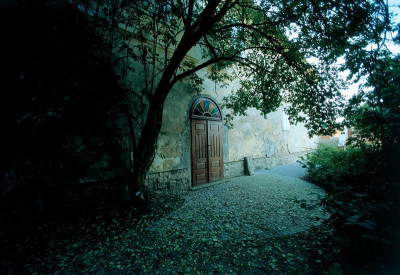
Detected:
left=80, top=0, right=391, bottom=132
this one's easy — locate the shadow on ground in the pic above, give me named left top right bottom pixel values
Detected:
left=1, top=170, right=335, bottom=273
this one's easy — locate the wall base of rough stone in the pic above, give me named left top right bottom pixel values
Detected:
left=253, top=151, right=307, bottom=171
left=146, top=168, right=191, bottom=194
left=147, top=151, right=309, bottom=194
left=224, top=160, right=246, bottom=179
left=224, top=151, right=307, bottom=179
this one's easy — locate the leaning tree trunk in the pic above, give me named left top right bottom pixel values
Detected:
left=130, top=47, right=197, bottom=199
left=129, top=0, right=230, bottom=201
left=131, top=94, right=167, bottom=201
left=129, top=39, right=189, bottom=200
left=130, top=38, right=200, bottom=200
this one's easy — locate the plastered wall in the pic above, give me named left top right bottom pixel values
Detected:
left=122, top=42, right=319, bottom=191
left=146, top=69, right=318, bottom=192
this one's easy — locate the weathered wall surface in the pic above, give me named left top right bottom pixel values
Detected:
left=119, top=42, right=319, bottom=192
left=145, top=66, right=319, bottom=192
left=228, top=107, right=318, bottom=161
left=112, top=13, right=320, bottom=193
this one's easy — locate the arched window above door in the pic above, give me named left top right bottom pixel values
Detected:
left=190, top=97, right=222, bottom=120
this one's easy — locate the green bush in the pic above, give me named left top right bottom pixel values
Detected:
left=300, top=145, right=385, bottom=192
left=300, top=145, right=400, bottom=272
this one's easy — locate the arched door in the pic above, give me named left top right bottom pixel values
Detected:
left=190, top=97, right=223, bottom=187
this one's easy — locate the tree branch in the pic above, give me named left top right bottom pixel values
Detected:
left=214, top=22, right=289, bottom=51
left=186, top=0, right=195, bottom=27
left=203, top=35, right=218, bottom=58
left=170, top=58, right=221, bottom=86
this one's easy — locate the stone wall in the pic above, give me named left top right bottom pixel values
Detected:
left=224, top=160, right=246, bottom=179
left=226, top=151, right=308, bottom=179
left=253, top=151, right=308, bottom=170
left=146, top=168, right=191, bottom=194
left=146, top=151, right=309, bottom=193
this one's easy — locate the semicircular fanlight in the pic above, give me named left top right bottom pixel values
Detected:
left=192, top=98, right=221, bottom=119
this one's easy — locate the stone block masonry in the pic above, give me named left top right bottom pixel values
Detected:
left=146, top=151, right=309, bottom=194
left=224, top=160, right=246, bottom=179
left=146, top=168, right=191, bottom=194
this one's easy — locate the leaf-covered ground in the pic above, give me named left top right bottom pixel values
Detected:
left=0, top=175, right=339, bottom=274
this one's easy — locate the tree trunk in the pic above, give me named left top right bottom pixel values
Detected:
left=129, top=1, right=229, bottom=201
left=131, top=95, right=167, bottom=200
left=130, top=35, right=201, bottom=199
left=130, top=38, right=200, bottom=199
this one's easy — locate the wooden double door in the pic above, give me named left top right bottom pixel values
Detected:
left=191, top=119, right=223, bottom=186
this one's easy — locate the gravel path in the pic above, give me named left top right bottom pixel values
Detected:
left=132, top=173, right=329, bottom=272
left=148, top=173, right=328, bottom=239
left=255, top=162, right=307, bottom=179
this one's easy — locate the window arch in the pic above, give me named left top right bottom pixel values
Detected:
left=190, top=97, right=222, bottom=120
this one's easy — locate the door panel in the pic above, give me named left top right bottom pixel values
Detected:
left=191, top=119, right=223, bottom=186
left=191, top=119, right=208, bottom=186
left=207, top=120, right=223, bottom=182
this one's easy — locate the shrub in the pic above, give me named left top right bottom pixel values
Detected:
left=300, top=145, right=400, bottom=272
left=300, top=145, right=385, bottom=192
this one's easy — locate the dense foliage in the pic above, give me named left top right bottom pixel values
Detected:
left=344, top=53, right=400, bottom=174
left=300, top=143, right=400, bottom=272
left=301, top=144, right=386, bottom=189
left=300, top=5, right=400, bottom=268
